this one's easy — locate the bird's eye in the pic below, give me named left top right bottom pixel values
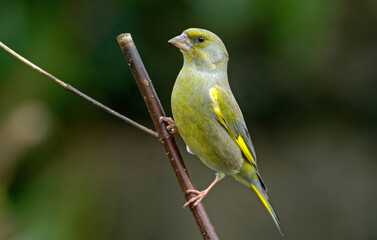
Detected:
left=197, top=36, right=205, bottom=43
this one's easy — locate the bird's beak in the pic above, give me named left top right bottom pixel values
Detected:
left=168, top=33, right=192, bottom=51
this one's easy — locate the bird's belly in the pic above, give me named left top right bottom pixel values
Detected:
left=173, top=99, right=243, bottom=174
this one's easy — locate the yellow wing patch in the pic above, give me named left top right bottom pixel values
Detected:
left=209, top=87, right=257, bottom=168
left=209, top=88, right=227, bottom=128
left=235, top=135, right=255, bottom=166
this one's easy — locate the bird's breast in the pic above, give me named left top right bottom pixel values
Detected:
left=171, top=69, right=243, bottom=174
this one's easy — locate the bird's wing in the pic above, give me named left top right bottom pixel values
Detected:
left=209, top=85, right=258, bottom=169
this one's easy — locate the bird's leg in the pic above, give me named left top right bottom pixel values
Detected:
left=159, top=116, right=179, bottom=134
left=184, top=173, right=224, bottom=208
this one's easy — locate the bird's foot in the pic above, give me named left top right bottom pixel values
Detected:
left=183, top=189, right=209, bottom=208
left=183, top=175, right=223, bottom=208
left=159, top=116, right=178, bottom=134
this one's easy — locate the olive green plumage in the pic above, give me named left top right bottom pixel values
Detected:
left=169, top=28, right=282, bottom=235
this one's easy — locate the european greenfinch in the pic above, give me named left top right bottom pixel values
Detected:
left=162, top=28, right=282, bottom=235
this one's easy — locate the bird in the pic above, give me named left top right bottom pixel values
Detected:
left=160, top=28, right=282, bottom=235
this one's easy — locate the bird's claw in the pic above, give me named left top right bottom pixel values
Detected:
left=183, top=189, right=208, bottom=208
left=159, top=116, right=178, bottom=134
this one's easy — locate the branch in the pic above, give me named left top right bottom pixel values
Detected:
left=0, top=40, right=158, bottom=138
left=117, top=33, right=219, bottom=240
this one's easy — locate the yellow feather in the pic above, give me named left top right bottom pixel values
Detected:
left=251, top=185, right=274, bottom=219
left=235, top=135, right=256, bottom=166
left=251, top=184, right=282, bottom=235
left=210, top=87, right=257, bottom=167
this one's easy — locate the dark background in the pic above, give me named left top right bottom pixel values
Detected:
left=0, top=0, right=376, bottom=239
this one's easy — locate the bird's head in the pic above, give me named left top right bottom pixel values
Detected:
left=169, top=28, right=229, bottom=71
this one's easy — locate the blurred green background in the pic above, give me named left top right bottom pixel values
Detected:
left=0, top=0, right=376, bottom=239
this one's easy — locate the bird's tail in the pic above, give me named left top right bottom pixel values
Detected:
left=233, top=172, right=283, bottom=236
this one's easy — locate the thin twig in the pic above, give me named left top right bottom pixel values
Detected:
left=117, top=33, right=219, bottom=240
left=0, top=40, right=158, bottom=138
